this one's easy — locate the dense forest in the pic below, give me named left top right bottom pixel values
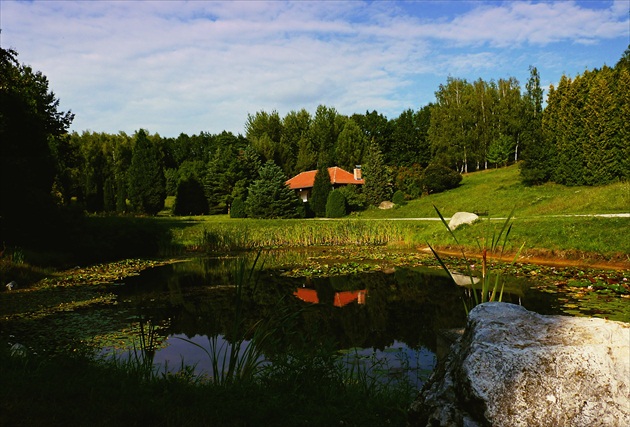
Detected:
left=1, top=45, right=629, bottom=240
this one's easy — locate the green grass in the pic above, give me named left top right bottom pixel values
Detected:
left=357, top=164, right=630, bottom=218
left=157, top=164, right=628, bottom=262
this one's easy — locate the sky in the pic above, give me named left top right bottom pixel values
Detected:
left=2, top=0, right=629, bottom=138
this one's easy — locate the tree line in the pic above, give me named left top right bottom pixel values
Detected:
left=520, top=51, right=630, bottom=185
left=2, top=45, right=628, bottom=237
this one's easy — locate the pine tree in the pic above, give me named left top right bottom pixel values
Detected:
left=583, top=67, right=620, bottom=185
left=245, top=161, right=301, bottom=219
left=128, top=129, right=166, bottom=215
left=618, top=67, right=630, bottom=180
left=230, top=197, right=247, bottom=218
left=520, top=66, right=550, bottom=185
left=173, top=177, right=208, bottom=215
left=310, top=163, right=332, bottom=217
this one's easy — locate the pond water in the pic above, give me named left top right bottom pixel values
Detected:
left=90, top=251, right=565, bottom=387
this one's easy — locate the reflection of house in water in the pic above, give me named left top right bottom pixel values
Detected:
left=294, top=288, right=367, bottom=307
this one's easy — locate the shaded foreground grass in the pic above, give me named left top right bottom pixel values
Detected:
left=0, top=343, right=414, bottom=427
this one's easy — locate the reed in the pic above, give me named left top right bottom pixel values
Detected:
left=175, top=251, right=302, bottom=386
left=428, top=205, right=525, bottom=313
left=199, top=219, right=422, bottom=251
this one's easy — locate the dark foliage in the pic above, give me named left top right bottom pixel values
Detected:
left=422, top=164, right=462, bottom=194
left=392, top=190, right=406, bottom=206
left=325, top=190, right=347, bottom=218
left=310, top=164, right=333, bottom=217
left=230, top=197, right=247, bottom=218
left=0, top=47, right=74, bottom=246
left=173, top=177, right=208, bottom=216
left=128, top=130, right=166, bottom=215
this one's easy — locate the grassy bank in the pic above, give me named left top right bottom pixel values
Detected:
left=155, top=165, right=628, bottom=265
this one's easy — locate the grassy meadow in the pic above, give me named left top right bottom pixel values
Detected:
left=160, top=164, right=629, bottom=264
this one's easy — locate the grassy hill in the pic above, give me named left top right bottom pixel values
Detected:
left=357, top=164, right=630, bottom=219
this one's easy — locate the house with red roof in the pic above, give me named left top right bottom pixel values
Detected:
left=286, top=166, right=364, bottom=202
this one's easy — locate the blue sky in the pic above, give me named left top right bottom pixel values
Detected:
left=2, top=0, right=628, bottom=137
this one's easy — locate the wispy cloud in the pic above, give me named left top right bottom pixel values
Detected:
left=2, top=1, right=627, bottom=136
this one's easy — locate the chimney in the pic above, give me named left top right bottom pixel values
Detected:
left=354, top=165, right=362, bottom=180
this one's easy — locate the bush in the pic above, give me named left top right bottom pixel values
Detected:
left=392, top=190, right=407, bottom=206
left=422, top=164, right=462, bottom=194
left=336, top=185, right=366, bottom=213
left=325, top=190, right=347, bottom=218
left=230, top=197, right=247, bottom=218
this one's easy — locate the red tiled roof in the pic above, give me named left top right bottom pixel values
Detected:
left=286, top=167, right=364, bottom=190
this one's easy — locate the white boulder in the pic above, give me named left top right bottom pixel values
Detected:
left=409, top=302, right=630, bottom=426
left=448, top=212, right=479, bottom=230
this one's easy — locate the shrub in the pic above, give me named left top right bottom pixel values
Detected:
left=325, top=190, right=347, bottom=218
left=422, top=164, right=462, bottom=194
left=392, top=190, right=406, bottom=206
left=336, top=186, right=366, bottom=213
left=230, top=197, right=247, bottom=218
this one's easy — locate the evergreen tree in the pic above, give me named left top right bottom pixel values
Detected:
left=325, top=190, right=347, bottom=218
left=310, top=163, right=333, bottom=217
left=128, top=129, right=166, bottom=215
left=520, top=66, right=550, bottom=185
left=281, top=109, right=311, bottom=176
left=230, top=197, right=247, bottom=218
left=487, top=135, right=513, bottom=168
left=618, top=65, right=630, bottom=180
left=583, top=67, right=621, bottom=185
left=363, top=141, right=393, bottom=205
left=246, top=161, right=301, bottom=219
left=352, top=110, right=393, bottom=163
left=390, top=109, right=426, bottom=167
left=173, top=177, right=208, bottom=215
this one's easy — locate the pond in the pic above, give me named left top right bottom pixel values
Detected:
left=4, top=249, right=626, bottom=389
left=81, top=250, right=567, bottom=387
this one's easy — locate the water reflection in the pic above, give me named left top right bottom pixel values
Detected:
left=294, top=288, right=367, bottom=307
left=105, top=252, right=559, bottom=386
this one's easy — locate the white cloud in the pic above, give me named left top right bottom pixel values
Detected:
left=1, top=0, right=627, bottom=136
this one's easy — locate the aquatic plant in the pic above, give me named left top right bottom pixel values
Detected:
left=428, top=205, right=525, bottom=312
left=176, top=251, right=302, bottom=386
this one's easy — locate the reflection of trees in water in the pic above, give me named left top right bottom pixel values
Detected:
left=121, top=254, right=473, bottom=356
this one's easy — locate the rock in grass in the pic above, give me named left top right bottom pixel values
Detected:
left=378, top=201, right=395, bottom=210
left=5, top=281, right=17, bottom=291
left=409, top=302, right=630, bottom=427
left=448, top=212, right=479, bottom=230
